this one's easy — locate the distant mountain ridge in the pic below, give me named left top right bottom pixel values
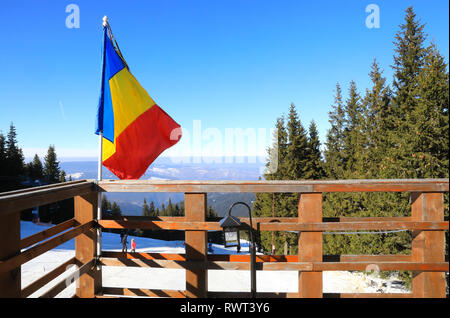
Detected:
left=60, top=157, right=263, bottom=217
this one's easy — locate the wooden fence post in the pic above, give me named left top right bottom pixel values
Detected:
left=298, top=193, right=323, bottom=298
left=185, top=193, right=208, bottom=298
left=0, top=212, right=21, bottom=297
left=411, top=192, right=446, bottom=298
left=74, top=192, right=102, bottom=298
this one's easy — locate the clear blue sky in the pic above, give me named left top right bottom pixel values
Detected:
left=0, top=0, right=448, bottom=161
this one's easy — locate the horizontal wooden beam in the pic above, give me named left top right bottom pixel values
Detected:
left=98, top=179, right=449, bottom=193
left=99, top=257, right=313, bottom=271
left=98, top=220, right=448, bottom=232
left=99, top=257, right=448, bottom=272
left=20, top=219, right=76, bottom=250
left=101, top=287, right=186, bottom=298
left=107, top=215, right=417, bottom=223
left=0, top=221, right=94, bottom=274
left=262, top=221, right=449, bottom=232
left=101, top=251, right=187, bottom=261
left=0, top=180, right=87, bottom=197
left=102, top=252, right=415, bottom=263
left=323, top=254, right=412, bottom=262
left=0, top=181, right=95, bottom=217
left=22, top=257, right=76, bottom=298
left=313, top=262, right=448, bottom=272
left=101, top=251, right=298, bottom=264
left=99, top=219, right=219, bottom=230
left=100, top=257, right=190, bottom=269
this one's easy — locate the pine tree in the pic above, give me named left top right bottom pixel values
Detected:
left=254, top=104, right=310, bottom=254
left=166, top=198, right=174, bottom=216
left=178, top=201, right=185, bottom=217
left=388, top=6, right=428, bottom=178
left=5, top=123, right=25, bottom=177
left=363, top=60, right=393, bottom=178
left=44, top=145, right=60, bottom=184
left=414, top=42, right=449, bottom=178
left=149, top=201, right=157, bottom=217
left=174, top=203, right=182, bottom=217
left=206, top=205, right=218, bottom=219
left=323, top=83, right=348, bottom=224
left=0, top=132, right=6, bottom=177
left=265, top=115, right=288, bottom=179
left=101, top=196, right=112, bottom=216
left=142, top=198, right=151, bottom=216
left=285, top=103, right=308, bottom=180
left=392, top=6, right=427, bottom=115
left=26, top=154, right=44, bottom=181
left=59, top=170, right=67, bottom=183
left=342, top=80, right=364, bottom=178
left=160, top=203, right=166, bottom=216
left=304, top=120, right=325, bottom=179
left=324, top=83, right=346, bottom=179
left=111, top=202, right=122, bottom=217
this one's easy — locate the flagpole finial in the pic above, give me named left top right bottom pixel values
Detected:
left=102, top=16, right=108, bottom=27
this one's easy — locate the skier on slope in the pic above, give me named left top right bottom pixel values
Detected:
left=131, top=238, right=136, bottom=253
left=121, top=231, right=128, bottom=253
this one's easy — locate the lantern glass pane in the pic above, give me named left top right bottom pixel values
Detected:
left=225, top=230, right=238, bottom=243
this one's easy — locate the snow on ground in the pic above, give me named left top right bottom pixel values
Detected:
left=67, top=172, right=83, bottom=179
left=20, top=221, right=409, bottom=298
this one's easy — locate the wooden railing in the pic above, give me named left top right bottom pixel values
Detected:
left=0, top=179, right=448, bottom=298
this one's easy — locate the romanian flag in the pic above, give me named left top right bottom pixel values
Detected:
left=95, top=24, right=181, bottom=179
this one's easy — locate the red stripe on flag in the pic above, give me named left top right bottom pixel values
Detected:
left=103, top=104, right=181, bottom=179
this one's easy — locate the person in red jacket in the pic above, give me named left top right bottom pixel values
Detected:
left=131, top=238, right=136, bottom=253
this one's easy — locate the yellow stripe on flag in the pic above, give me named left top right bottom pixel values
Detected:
left=102, top=68, right=157, bottom=162
left=109, top=68, right=156, bottom=136
left=102, top=137, right=116, bottom=162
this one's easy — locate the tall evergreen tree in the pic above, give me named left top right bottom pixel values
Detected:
left=285, top=103, right=308, bottom=180
left=0, top=132, right=6, bottom=177
left=166, top=198, right=174, bottom=216
left=111, top=202, right=122, bottom=217
left=413, top=42, right=449, bottom=178
left=142, top=198, right=151, bottom=216
left=206, top=205, right=218, bottom=219
left=5, top=123, right=25, bottom=177
left=59, top=170, right=67, bottom=183
left=160, top=203, right=166, bottom=216
left=304, top=120, right=325, bottom=179
left=392, top=6, right=427, bottom=115
left=102, top=196, right=112, bottom=216
left=342, top=81, right=364, bottom=177
left=44, top=145, right=60, bottom=184
left=254, top=104, right=312, bottom=254
left=388, top=6, right=428, bottom=178
left=149, top=201, right=157, bottom=217
left=363, top=60, right=393, bottom=178
left=26, top=154, right=44, bottom=181
left=324, top=83, right=346, bottom=179
left=265, top=115, right=288, bottom=179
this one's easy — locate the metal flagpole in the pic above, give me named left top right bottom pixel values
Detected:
left=97, top=131, right=103, bottom=262
left=96, top=15, right=109, bottom=264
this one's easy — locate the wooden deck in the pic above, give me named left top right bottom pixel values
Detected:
left=0, top=179, right=448, bottom=298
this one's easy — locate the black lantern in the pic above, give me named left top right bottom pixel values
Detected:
left=220, top=202, right=256, bottom=298
left=219, top=213, right=241, bottom=249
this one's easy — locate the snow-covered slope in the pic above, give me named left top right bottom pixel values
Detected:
left=20, top=221, right=409, bottom=298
